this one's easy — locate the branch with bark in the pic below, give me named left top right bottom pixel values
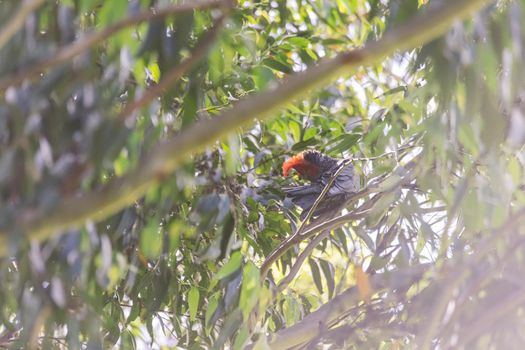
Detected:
left=0, top=0, right=46, bottom=51
left=118, top=13, right=228, bottom=121
left=267, top=263, right=430, bottom=349
left=0, top=0, right=227, bottom=90
left=416, top=205, right=525, bottom=349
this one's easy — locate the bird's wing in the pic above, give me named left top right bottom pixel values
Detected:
left=282, top=183, right=323, bottom=196
left=318, top=162, right=357, bottom=196
left=283, top=183, right=323, bottom=214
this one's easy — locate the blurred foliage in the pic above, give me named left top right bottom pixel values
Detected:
left=0, top=0, right=525, bottom=349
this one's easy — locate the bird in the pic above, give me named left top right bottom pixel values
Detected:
left=282, top=150, right=358, bottom=221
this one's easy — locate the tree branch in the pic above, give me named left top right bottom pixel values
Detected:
left=0, top=0, right=46, bottom=51
left=259, top=190, right=378, bottom=278
left=297, top=159, right=355, bottom=236
left=0, top=0, right=491, bottom=255
left=269, top=204, right=525, bottom=349
left=453, top=287, right=525, bottom=349
left=276, top=229, right=331, bottom=293
left=416, top=204, right=525, bottom=349
left=118, top=14, right=226, bottom=121
left=0, top=0, right=226, bottom=90
left=267, top=263, right=430, bottom=350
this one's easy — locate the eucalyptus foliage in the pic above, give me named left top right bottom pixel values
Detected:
left=0, top=0, right=524, bottom=349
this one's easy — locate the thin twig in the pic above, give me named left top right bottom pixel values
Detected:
left=452, top=288, right=525, bottom=349
left=239, top=150, right=286, bottom=174
left=268, top=263, right=430, bottom=349
left=351, top=144, right=420, bottom=163
left=118, top=14, right=226, bottom=121
left=296, top=159, right=355, bottom=236
left=277, top=229, right=331, bottom=292
left=260, top=193, right=381, bottom=278
left=0, top=0, right=46, bottom=50
left=0, top=0, right=225, bottom=90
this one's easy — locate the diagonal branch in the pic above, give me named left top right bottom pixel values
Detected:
left=0, top=0, right=46, bottom=51
left=267, top=263, right=430, bottom=349
left=0, top=0, right=226, bottom=90
left=260, top=193, right=381, bottom=278
left=269, top=202, right=525, bottom=350
left=453, top=287, right=525, bottom=349
left=276, top=229, right=331, bottom=293
left=118, top=14, right=226, bottom=121
left=416, top=204, right=525, bottom=349
left=296, top=159, right=354, bottom=236
left=0, top=0, right=491, bottom=255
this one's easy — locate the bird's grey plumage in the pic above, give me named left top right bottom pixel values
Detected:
left=283, top=151, right=358, bottom=221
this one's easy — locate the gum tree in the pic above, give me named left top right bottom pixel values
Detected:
left=1, top=0, right=523, bottom=349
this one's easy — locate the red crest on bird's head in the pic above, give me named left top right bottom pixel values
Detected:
left=282, top=152, right=320, bottom=181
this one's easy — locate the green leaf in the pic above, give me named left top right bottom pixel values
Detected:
left=319, top=259, right=335, bottom=299
left=133, top=59, right=147, bottom=86
left=289, top=120, right=302, bottom=141
left=140, top=220, right=162, bottom=258
left=308, top=258, right=324, bottom=295
left=369, top=173, right=403, bottom=193
left=214, top=252, right=243, bottom=280
left=327, top=134, right=360, bottom=155
left=79, top=0, right=100, bottom=11
left=233, top=323, right=250, bottom=350
left=508, top=156, right=522, bottom=187
left=369, top=191, right=398, bottom=217
left=208, top=46, right=224, bottom=84
left=291, top=137, right=319, bottom=151
left=98, top=0, right=127, bottom=26
left=357, top=229, right=376, bottom=252
left=127, top=301, right=140, bottom=324
left=283, top=295, right=302, bottom=326
left=368, top=255, right=390, bottom=271
left=188, top=286, right=200, bottom=322
left=462, top=190, right=485, bottom=232
left=147, top=62, right=160, bottom=83
left=262, top=58, right=293, bottom=74
left=205, top=292, right=221, bottom=330
left=113, top=149, right=129, bottom=177
left=239, top=262, right=260, bottom=320
left=287, top=37, right=310, bottom=48
left=253, top=66, right=275, bottom=91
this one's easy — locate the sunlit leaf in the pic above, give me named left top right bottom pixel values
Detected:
left=214, top=252, right=243, bottom=281
left=188, top=286, right=200, bottom=322
left=354, top=265, right=372, bottom=304
left=308, top=258, right=324, bottom=295
left=239, top=262, right=260, bottom=320
left=319, top=259, right=335, bottom=299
